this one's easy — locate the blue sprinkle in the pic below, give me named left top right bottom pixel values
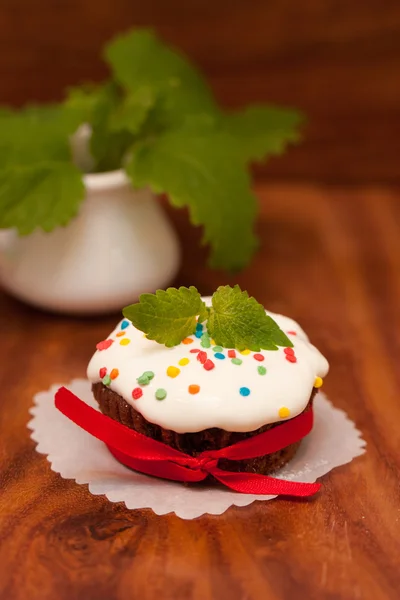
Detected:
left=195, top=330, right=203, bottom=338
left=196, top=323, right=203, bottom=332
left=121, top=319, right=130, bottom=330
left=214, top=352, right=225, bottom=360
left=239, top=387, right=250, bottom=397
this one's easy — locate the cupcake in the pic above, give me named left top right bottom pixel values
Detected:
left=86, top=286, right=329, bottom=477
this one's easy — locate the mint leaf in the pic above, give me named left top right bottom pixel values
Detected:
left=108, top=87, right=155, bottom=134
left=0, top=105, right=83, bottom=168
left=123, top=286, right=207, bottom=347
left=221, top=105, right=304, bottom=163
left=207, top=285, right=293, bottom=351
left=66, top=82, right=146, bottom=172
left=126, top=127, right=258, bottom=270
left=104, top=29, right=217, bottom=127
left=0, top=163, right=85, bottom=235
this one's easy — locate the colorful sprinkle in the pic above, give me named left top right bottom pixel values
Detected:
left=167, top=365, right=180, bottom=378
left=212, top=345, right=223, bottom=353
left=178, top=358, right=189, bottom=367
left=99, top=367, right=107, bottom=378
left=279, top=407, right=290, bottom=419
left=102, top=374, right=111, bottom=386
left=116, top=331, right=126, bottom=337
left=137, top=374, right=150, bottom=385
left=155, top=388, right=167, bottom=400
left=120, top=338, right=131, bottom=346
left=197, top=351, right=208, bottom=364
left=188, top=384, right=200, bottom=395
left=240, top=349, right=251, bottom=355
left=239, top=387, right=250, bottom=397
left=143, top=371, right=155, bottom=380
left=121, top=320, right=130, bottom=330
left=196, top=323, right=203, bottom=332
left=314, top=376, right=323, bottom=388
left=182, top=337, right=193, bottom=345
left=132, top=388, right=143, bottom=400
left=228, top=350, right=236, bottom=358
left=253, top=353, right=264, bottom=362
left=211, top=339, right=216, bottom=345
left=203, top=359, right=215, bottom=371
left=190, top=348, right=201, bottom=354
left=287, top=330, right=297, bottom=335
left=286, top=355, right=297, bottom=363
left=110, top=368, right=119, bottom=380
left=284, top=347, right=295, bottom=356
left=200, top=333, right=211, bottom=348
left=231, top=358, right=242, bottom=365
left=258, top=365, right=267, bottom=375
left=96, top=339, right=114, bottom=351
left=195, top=330, right=203, bottom=339
left=214, top=352, right=225, bottom=360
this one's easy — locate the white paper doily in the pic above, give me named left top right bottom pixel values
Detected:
left=28, top=379, right=366, bottom=519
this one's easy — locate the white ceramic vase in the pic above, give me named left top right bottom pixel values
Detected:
left=0, top=170, right=180, bottom=314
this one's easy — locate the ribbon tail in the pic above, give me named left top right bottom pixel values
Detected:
left=210, top=467, right=321, bottom=497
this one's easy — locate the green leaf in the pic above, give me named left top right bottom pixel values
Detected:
left=123, top=286, right=207, bottom=347
left=207, top=285, right=293, bottom=351
left=221, top=105, right=304, bottom=163
left=104, top=29, right=217, bottom=127
left=126, top=126, right=258, bottom=270
left=0, top=105, right=83, bottom=168
left=108, top=87, right=155, bottom=134
left=0, top=162, right=85, bottom=235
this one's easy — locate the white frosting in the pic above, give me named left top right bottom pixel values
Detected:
left=87, top=299, right=329, bottom=434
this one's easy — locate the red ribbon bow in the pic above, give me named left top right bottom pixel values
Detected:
left=55, top=387, right=320, bottom=497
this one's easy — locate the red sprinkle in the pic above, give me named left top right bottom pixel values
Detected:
left=96, top=339, right=114, bottom=351
left=99, top=367, right=107, bottom=378
left=203, top=359, right=215, bottom=371
left=228, top=350, right=236, bottom=358
left=197, top=351, right=208, bottom=364
left=253, top=353, right=264, bottom=362
left=286, top=355, right=297, bottom=363
left=190, top=348, right=201, bottom=353
left=287, top=330, right=297, bottom=335
left=284, top=347, right=295, bottom=356
left=132, top=388, right=143, bottom=400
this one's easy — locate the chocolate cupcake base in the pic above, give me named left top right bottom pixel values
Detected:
left=92, top=383, right=317, bottom=477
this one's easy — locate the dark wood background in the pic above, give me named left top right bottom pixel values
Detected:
left=1, top=0, right=400, bottom=183
left=1, top=2, right=400, bottom=599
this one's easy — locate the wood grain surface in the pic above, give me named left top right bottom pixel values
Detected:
left=1, top=184, right=400, bottom=599
left=1, top=0, right=400, bottom=183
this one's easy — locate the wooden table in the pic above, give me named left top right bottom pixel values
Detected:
left=1, top=184, right=399, bottom=599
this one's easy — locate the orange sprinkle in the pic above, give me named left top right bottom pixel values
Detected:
left=116, top=331, right=125, bottom=337
left=182, top=337, right=194, bottom=345
left=110, top=368, right=119, bottom=380
left=188, top=384, right=200, bottom=395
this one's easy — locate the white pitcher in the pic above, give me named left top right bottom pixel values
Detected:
left=0, top=170, right=180, bottom=314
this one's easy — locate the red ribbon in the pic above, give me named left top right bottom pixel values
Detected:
left=54, top=387, right=320, bottom=497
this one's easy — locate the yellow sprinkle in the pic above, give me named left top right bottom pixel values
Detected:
left=167, top=366, right=181, bottom=378
left=240, top=349, right=251, bottom=355
left=120, top=338, right=131, bottom=346
left=116, top=331, right=125, bottom=337
left=179, top=358, right=189, bottom=366
left=211, top=339, right=216, bottom=345
left=143, top=333, right=147, bottom=338
left=279, top=407, right=290, bottom=419
left=314, top=376, right=323, bottom=388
